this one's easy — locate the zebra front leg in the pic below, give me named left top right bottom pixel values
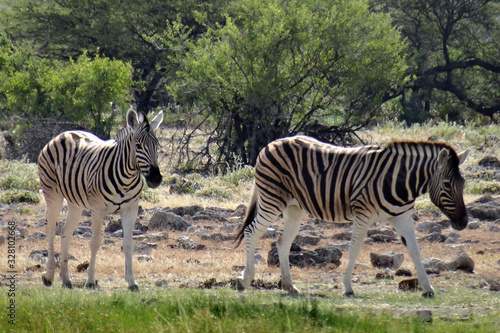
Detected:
left=60, top=204, right=83, bottom=288
left=42, top=196, right=63, bottom=287
left=390, top=213, right=434, bottom=298
left=277, top=205, right=305, bottom=294
left=343, top=220, right=369, bottom=297
left=86, top=211, right=103, bottom=289
left=121, top=206, right=139, bottom=291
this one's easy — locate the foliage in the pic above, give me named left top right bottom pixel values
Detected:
left=168, top=0, right=408, bottom=169
left=373, top=0, right=500, bottom=123
left=0, top=189, right=40, bottom=204
left=0, top=42, right=133, bottom=138
left=0, top=160, right=39, bottom=192
left=195, top=186, right=233, bottom=201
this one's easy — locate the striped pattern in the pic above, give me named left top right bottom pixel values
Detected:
left=236, top=135, right=469, bottom=297
left=38, top=109, right=163, bottom=290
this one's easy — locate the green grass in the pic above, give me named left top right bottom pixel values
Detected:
left=1, top=287, right=498, bottom=333
left=0, top=160, right=39, bottom=192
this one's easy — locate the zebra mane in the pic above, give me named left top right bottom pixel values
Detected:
left=116, top=126, right=133, bottom=142
left=386, top=141, right=460, bottom=165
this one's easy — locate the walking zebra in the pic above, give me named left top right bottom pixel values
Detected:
left=38, top=109, right=163, bottom=290
left=235, top=135, right=469, bottom=298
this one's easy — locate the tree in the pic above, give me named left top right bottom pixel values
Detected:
left=0, top=0, right=230, bottom=112
left=374, top=0, right=500, bottom=122
left=168, top=0, right=407, bottom=170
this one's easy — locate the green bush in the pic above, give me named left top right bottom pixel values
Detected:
left=222, top=165, right=254, bottom=186
left=195, top=186, right=232, bottom=201
left=0, top=189, right=40, bottom=204
left=466, top=181, right=500, bottom=195
left=0, top=160, right=39, bottom=191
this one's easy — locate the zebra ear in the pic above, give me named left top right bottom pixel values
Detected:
left=457, top=148, right=470, bottom=166
left=149, top=110, right=163, bottom=132
left=437, top=148, right=449, bottom=168
left=127, top=109, right=140, bottom=129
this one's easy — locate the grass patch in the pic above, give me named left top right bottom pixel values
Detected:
left=1, top=287, right=498, bottom=332
left=465, top=181, right=500, bottom=195
left=195, top=186, right=232, bottom=201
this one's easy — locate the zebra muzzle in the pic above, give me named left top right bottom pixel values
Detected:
left=145, top=166, right=162, bottom=189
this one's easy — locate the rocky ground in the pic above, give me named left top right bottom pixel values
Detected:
left=1, top=194, right=499, bottom=297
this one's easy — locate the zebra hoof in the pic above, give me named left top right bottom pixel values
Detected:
left=236, top=279, right=246, bottom=292
left=344, top=291, right=355, bottom=298
left=63, top=281, right=73, bottom=289
left=86, top=282, right=98, bottom=290
left=422, top=291, right=435, bottom=298
left=42, top=276, right=52, bottom=287
left=128, top=284, right=139, bottom=292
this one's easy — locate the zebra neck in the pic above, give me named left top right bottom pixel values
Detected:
left=115, top=128, right=140, bottom=176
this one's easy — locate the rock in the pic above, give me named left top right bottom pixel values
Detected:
left=367, top=227, right=396, bottom=242
left=171, top=205, right=204, bottom=217
left=132, top=242, right=158, bottom=255
left=332, top=231, right=351, bottom=241
left=399, top=278, right=420, bottom=291
left=74, top=226, right=92, bottom=237
left=29, top=231, right=46, bottom=240
left=445, top=232, right=461, bottom=243
left=369, top=251, right=404, bottom=269
left=467, top=195, right=500, bottom=221
left=177, top=236, right=206, bottom=250
left=149, top=232, right=169, bottom=241
left=149, top=211, right=191, bottom=231
left=16, top=227, right=28, bottom=239
left=0, top=234, right=4, bottom=245
left=267, top=242, right=342, bottom=268
left=417, top=310, right=433, bottom=323
left=137, top=254, right=154, bottom=262
left=221, top=223, right=239, bottom=233
left=375, top=269, right=394, bottom=280
left=395, top=268, right=412, bottom=276
left=423, top=232, right=447, bottom=243
left=486, top=278, right=500, bottom=292
left=486, top=225, right=500, bottom=232
left=155, top=278, right=169, bottom=287
left=467, top=221, right=481, bottom=230
left=294, top=233, right=321, bottom=246
left=478, top=156, right=500, bottom=168
left=200, top=233, right=232, bottom=242
left=105, top=220, right=122, bottom=233
left=28, top=250, right=76, bottom=264
left=422, top=258, right=448, bottom=274
left=255, top=253, right=265, bottom=265
left=416, top=222, right=442, bottom=234
left=446, top=251, right=474, bottom=273
left=76, top=261, right=90, bottom=272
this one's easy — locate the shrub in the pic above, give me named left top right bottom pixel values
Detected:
left=195, top=186, right=232, bottom=201
left=0, top=160, right=39, bottom=191
left=0, top=189, right=40, bottom=204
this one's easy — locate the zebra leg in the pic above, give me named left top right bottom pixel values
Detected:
left=59, top=204, right=83, bottom=288
left=42, top=196, right=64, bottom=287
left=86, top=211, right=104, bottom=289
left=343, top=219, right=370, bottom=297
left=121, top=205, right=139, bottom=291
left=277, top=205, right=305, bottom=294
left=237, top=210, right=279, bottom=291
left=389, top=212, right=435, bottom=298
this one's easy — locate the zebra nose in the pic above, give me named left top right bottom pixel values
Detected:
left=451, top=214, right=468, bottom=231
left=145, top=166, right=162, bottom=189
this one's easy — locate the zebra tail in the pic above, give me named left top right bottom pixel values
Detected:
left=234, top=184, right=258, bottom=248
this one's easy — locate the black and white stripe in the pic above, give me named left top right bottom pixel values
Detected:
left=236, top=135, right=469, bottom=297
left=38, top=109, right=163, bottom=290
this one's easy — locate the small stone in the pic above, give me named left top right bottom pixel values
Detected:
left=395, top=268, right=412, bottom=276
left=137, top=254, right=154, bottom=262
left=417, top=310, right=433, bottom=323
left=155, top=278, right=169, bottom=287
left=399, top=278, right=420, bottom=292
left=370, top=251, right=404, bottom=269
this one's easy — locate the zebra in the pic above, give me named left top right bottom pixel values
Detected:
left=235, top=135, right=469, bottom=298
left=38, top=108, right=163, bottom=290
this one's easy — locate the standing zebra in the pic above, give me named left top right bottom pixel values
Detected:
left=38, top=109, right=163, bottom=290
left=235, top=135, right=469, bottom=298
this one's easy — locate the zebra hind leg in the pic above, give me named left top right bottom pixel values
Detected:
left=42, top=196, right=64, bottom=287
left=342, top=219, right=370, bottom=297
left=277, top=205, right=305, bottom=294
left=389, top=212, right=435, bottom=298
left=237, top=213, right=278, bottom=292
left=59, top=204, right=83, bottom=288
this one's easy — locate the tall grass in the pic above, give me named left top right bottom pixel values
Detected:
left=1, top=287, right=498, bottom=333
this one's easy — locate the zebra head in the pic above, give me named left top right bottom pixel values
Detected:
left=127, top=109, right=163, bottom=189
left=429, top=147, right=470, bottom=231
